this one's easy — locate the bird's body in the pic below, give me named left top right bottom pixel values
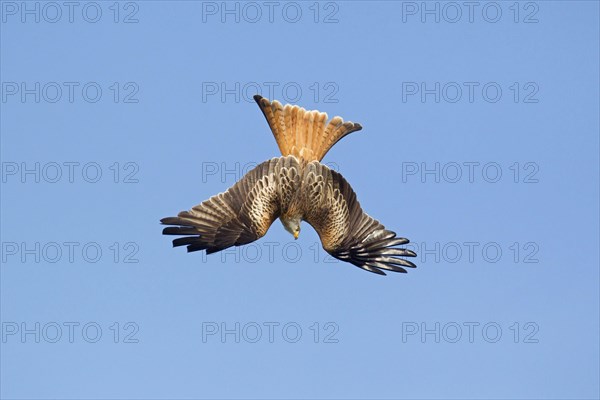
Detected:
left=161, top=95, right=416, bottom=275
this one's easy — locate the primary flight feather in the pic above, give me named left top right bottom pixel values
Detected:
left=161, top=95, right=416, bottom=275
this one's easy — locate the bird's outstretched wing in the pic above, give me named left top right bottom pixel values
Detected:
left=303, top=162, right=417, bottom=275
left=161, top=156, right=301, bottom=254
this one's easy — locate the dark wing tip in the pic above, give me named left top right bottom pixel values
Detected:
left=400, top=259, right=417, bottom=269
left=161, top=217, right=183, bottom=225
left=361, top=264, right=387, bottom=275
left=330, top=229, right=417, bottom=276
left=404, top=250, right=417, bottom=258
left=253, top=94, right=264, bottom=103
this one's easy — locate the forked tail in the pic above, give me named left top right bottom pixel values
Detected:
left=254, top=95, right=362, bottom=162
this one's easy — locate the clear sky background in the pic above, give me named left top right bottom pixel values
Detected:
left=1, top=1, right=599, bottom=399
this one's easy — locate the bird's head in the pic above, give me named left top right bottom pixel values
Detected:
left=281, top=216, right=301, bottom=240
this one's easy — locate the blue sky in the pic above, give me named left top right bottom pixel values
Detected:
left=1, top=1, right=599, bottom=399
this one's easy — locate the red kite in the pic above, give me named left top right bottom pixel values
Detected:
left=161, top=95, right=416, bottom=275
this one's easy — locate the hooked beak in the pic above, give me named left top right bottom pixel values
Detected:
left=294, top=231, right=299, bottom=240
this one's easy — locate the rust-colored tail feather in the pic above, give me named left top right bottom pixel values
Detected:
left=254, top=95, right=362, bottom=162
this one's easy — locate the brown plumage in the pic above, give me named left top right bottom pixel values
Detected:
left=161, top=95, right=416, bottom=275
left=254, top=95, right=363, bottom=162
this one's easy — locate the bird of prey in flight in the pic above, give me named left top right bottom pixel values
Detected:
left=161, top=95, right=416, bottom=275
